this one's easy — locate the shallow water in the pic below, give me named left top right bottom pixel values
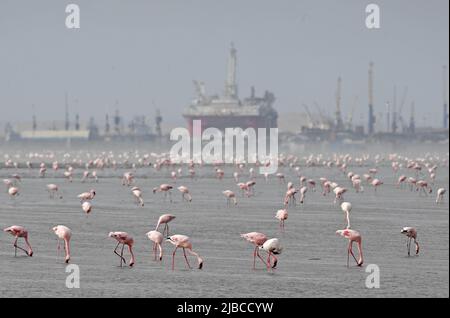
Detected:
left=0, top=163, right=448, bottom=298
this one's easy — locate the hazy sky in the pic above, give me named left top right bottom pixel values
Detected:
left=0, top=0, right=448, bottom=130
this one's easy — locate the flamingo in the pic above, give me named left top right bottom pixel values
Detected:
left=275, top=209, right=288, bottom=231
left=177, top=186, right=192, bottom=202
left=166, top=235, right=203, bottom=270
left=81, top=201, right=92, bottom=215
left=155, top=214, right=176, bottom=236
left=46, top=184, right=62, bottom=199
left=436, top=188, right=446, bottom=204
left=52, top=225, right=72, bottom=263
left=259, top=238, right=283, bottom=270
left=153, top=184, right=173, bottom=202
left=146, top=230, right=163, bottom=261
left=401, top=227, right=420, bottom=256
left=371, top=179, right=383, bottom=192
left=122, top=172, right=134, bottom=186
left=240, top=232, right=268, bottom=269
left=8, top=186, right=19, bottom=199
left=108, top=232, right=135, bottom=267
left=299, top=186, right=307, bottom=204
left=77, top=189, right=96, bottom=202
left=340, top=202, right=352, bottom=229
left=336, top=229, right=364, bottom=267
left=223, top=190, right=237, bottom=206
left=3, top=225, right=33, bottom=257
left=131, top=186, right=144, bottom=206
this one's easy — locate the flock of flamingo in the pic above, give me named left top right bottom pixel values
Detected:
left=1, top=151, right=448, bottom=272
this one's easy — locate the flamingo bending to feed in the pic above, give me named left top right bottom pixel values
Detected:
left=401, top=227, right=420, bottom=256
left=436, top=188, right=446, bottom=204
left=336, top=229, right=364, bottom=267
left=108, top=232, right=135, bottom=267
left=146, top=230, right=163, bottom=261
left=155, top=214, right=176, bottom=236
left=53, top=225, right=72, bottom=263
left=166, top=235, right=203, bottom=270
left=223, top=190, right=237, bottom=206
left=131, top=186, right=144, bottom=206
left=259, top=238, right=283, bottom=270
left=153, top=184, right=173, bottom=202
left=77, top=189, right=96, bottom=202
left=3, top=225, right=33, bottom=257
left=177, top=186, right=192, bottom=202
left=240, top=232, right=268, bottom=269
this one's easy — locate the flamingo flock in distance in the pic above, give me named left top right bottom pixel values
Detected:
left=1, top=150, right=448, bottom=273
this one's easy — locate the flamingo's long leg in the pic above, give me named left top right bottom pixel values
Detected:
left=182, top=248, right=192, bottom=269
left=172, top=246, right=178, bottom=270
left=13, top=238, right=28, bottom=256
left=113, top=242, right=126, bottom=265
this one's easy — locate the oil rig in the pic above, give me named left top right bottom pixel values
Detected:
left=182, top=44, right=278, bottom=135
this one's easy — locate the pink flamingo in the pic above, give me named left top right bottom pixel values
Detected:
left=275, top=209, right=288, bottom=231
left=401, top=227, right=420, bottom=256
left=177, top=186, right=192, bottom=202
left=240, top=232, right=268, bottom=269
left=46, top=184, right=63, bottom=199
left=81, top=201, right=92, bottom=215
left=340, top=202, right=352, bottom=229
left=223, top=190, right=237, bottom=206
left=77, top=189, right=96, bottom=202
left=371, top=179, right=383, bottom=192
left=146, top=230, right=163, bottom=261
left=259, top=238, right=283, bottom=270
left=153, top=184, right=173, bottom=202
left=237, top=183, right=250, bottom=197
left=155, top=214, right=176, bottom=236
left=436, top=188, right=446, bottom=204
left=131, top=186, right=144, bottom=206
left=333, top=186, right=347, bottom=204
left=336, top=229, right=364, bottom=267
left=397, top=175, right=407, bottom=188
left=8, top=186, right=19, bottom=199
left=299, top=186, right=307, bottom=204
left=166, top=234, right=203, bottom=270
left=3, top=225, right=33, bottom=257
left=108, top=232, right=135, bottom=267
left=53, top=225, right=72, bottom=263
left=122, top=172, right=134, bottom=186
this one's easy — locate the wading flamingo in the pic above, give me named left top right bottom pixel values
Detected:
left=177, top=186, right=192, bottom=202
left=223, top=190, right=237, bottom=206
left=275, top=209, right=288, bottom=231
left=166, top=234, right=203, bottom=270
left=155, top=214, right=176, bottom=236
left=108, top=232, right=135, bottom=267
left=336, top=229, right=364, bottom=267
left=53, top=225, right=72, bottom=263
left=146, top=230, right=163, bottom=261
left=259, top=238, right=283, bottom=270
left=240, top=232, right=268, bottom=269
left=3, top=225, right=33, bottom=257
left=436, top=188, right=446, bottom=204
left=401, top=227, right=420, bottom=256
left=340, top=202, right=352, bottom=229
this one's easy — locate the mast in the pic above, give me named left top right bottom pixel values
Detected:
left=224, top=43, right=238, bottom=99
left=368, top=62, right=376, bottom=135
